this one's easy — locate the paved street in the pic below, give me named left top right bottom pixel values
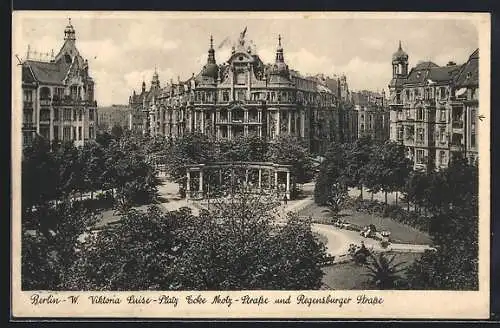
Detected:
left=155, top=179, right=433, bottom=258
left=156, top=178, right=200, bottom=215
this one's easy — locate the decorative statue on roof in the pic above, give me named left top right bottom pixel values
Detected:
left=239, top=26, right=247, bottom=47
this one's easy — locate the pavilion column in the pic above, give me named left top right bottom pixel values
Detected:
left=267, top=112, right=270, bottom=136
left=186, top=170, right=191, bottom=199
left=201, top=110, right=205, bottom=133
left=276, top=110, right=280, bottom=136
left=49, top=107, right=54, bottom=141
left=286, top=171, right=290, bottom=198
left=258, top=169, right=262, bottom=190
left=301, top=110, right=305, bottom=138
left=244, top=109, right=249, bottom=136
left=288, top=110, right=292, bottom=135
left=199, top=169, right=203, bottom=196
left=211, top=111, right=215, bottom=134
left=230, top=167, right=235, bottom=193
left=274, top=170, right=278, bottom=190
left=193, top=111, right=197, bottom=131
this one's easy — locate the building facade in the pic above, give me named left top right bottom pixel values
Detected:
left=21, top=19, right=98, bottom=148
left=97, top=105, right=131, bottom=133
left=388, top=41, right=479, bottom=170
left=350, top=90, right=390, bottom=142
left=129, top=32, right=341, bottom=155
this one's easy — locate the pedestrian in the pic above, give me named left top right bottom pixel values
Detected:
left=283, top=194, right=288, bottom=205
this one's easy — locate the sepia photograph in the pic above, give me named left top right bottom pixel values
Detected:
left=11, top=11, right=490, bottom=318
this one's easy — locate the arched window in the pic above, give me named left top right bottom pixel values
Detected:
left=40, top=87, right=51, bottom=99
left=232, top=107, right=244, bottom=122
left=64, top=53, right=72, bottom=64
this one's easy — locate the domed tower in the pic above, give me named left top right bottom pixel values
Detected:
left=202, top=35, right=218, bottom=79
left=339, top=74, right=350, bottom=102
left=388, top=41, right=408, bottom=144
left=151, top=66, right=160, bottom=91
left=64, top=18, right=76, bottom=41
left=392, top=40, right=408, bottom=77
left=271, top=35, right=289, bottom=77
left=389, top=40, right=409, bottom=105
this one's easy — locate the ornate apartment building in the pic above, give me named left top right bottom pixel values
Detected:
left=350, top=90, right=390, bottom=142
left=129, top=31, right=342, bottom=154
left=21, top=19, right=98, bottom=147
left=388, top=41, right=479, bottom=170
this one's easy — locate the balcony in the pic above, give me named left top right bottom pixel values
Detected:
left=404, top=137, right=415, bottom=146
left=246, top=99, right=266, bottom=105
left=266, top=99, right=295, bottom=105
left=423, top=99, right=436, bottom=107
left=450, top=143, right=465, bottom=152
left=193, top=99, right=216, bottom=105
left=39, top=98, right=51, bottom=106
left=415, top=138, right=425, bottom=146
left=452, top=120, right=464, bottom=129
left=51, top=97, right=97, bottom=107
left=22, top=122, right=35, bottom=131
left=247, top=116, right=260, bottom=124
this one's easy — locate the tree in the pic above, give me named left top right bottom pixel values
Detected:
left=79, top=141, right=106, bottom=197
left=110, top=124, right=124, bottom=139
left=164, top=133, right=216, bottom=195
left=325, top=183, right=348, bottom=216
left=61, top=193, right=326, bottom=291
left=366, top=141, right=412, bottom=206
left=314, top=141, right=347, bottom=206
left=217, top=135, right=268, bottom=162
left=364, top=252, right=408, bottom=289
left=405, top=158, right=479, bottom=290
left=169, top=193, right=326, bottom=290
left=53, top=141, right=85, bottom=197
left=61, top=206, right=195, bottom=290
left=22, top=200, right=98, bottom=290
left=22, top=136, right=60, bottom=214
left=343, top=136, right=374, bottom=199
left=267, top=135, right=314, bottom=185
left=95, top=131, right=115, bottom=148
left=405, top=207, right=478, bottom=290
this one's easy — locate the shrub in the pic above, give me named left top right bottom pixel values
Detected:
left=380, top=240, right=390, bottom=249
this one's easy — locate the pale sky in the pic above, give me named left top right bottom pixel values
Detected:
left=13, top=12, right=480, bottom=106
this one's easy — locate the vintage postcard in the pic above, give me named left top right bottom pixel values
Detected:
left=11, top=11, right=491, bottom=319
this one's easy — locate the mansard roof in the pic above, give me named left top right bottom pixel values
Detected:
left=22, top=28, right=91, bottom=86
left=405, top=62, right=462, bottom=86
left=454, top=48, right=479, bottom=88
left=22, top=59, right=72, bottom=85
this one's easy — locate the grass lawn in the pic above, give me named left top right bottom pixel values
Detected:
left=94, top=203, right=165, bottom=228
left=321, top=252, right=422, bottom=290
left=313, top=232, right=329, bottom=246
left=299, top=203, right=432, bottom=245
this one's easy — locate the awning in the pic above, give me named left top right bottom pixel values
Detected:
left=455, top=87, right=467, bottom=96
